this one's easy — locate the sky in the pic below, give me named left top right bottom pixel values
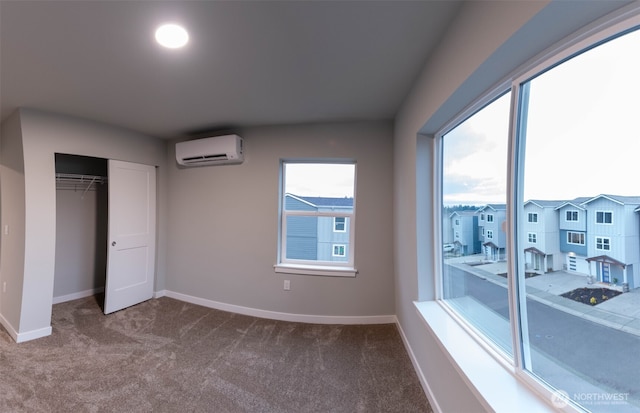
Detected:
left=443, top=28, right=640, bottom=206
left=284, top=163, right=355, bottom=198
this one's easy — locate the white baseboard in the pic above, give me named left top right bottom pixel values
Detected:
left=16, top=325, right=52, bottom=343
left=153, top=290, right=166, bottom=299
left=52, top=287, right=104, bottom=305
left=162, top=290, right=396, bottom=325
left=396, top=319, right=442, bottom=413
left=0, top=312, right=19, bottom=342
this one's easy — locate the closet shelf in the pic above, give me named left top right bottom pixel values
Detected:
left=55, top=173, right=107, bottom=195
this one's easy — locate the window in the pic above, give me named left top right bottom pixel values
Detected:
left=441, top=92, right=511, bottom=355
left=596, top=211, right=613, bottom=224
left=596, top=237, right=611, bottom=251
left=566, top=210, right=579, bottom=221
left=332, top=244, right=346, bottom=257
left=480, top=213, right=485, bottom=221
left=276, top=162, right=356, bottom=276
left=434, top=19, right=640, bottom=413
left=455, top=219, right=460, bottom=225
left=567, top=231, right=585, bottom=245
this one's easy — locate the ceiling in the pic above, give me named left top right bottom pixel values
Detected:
left=0, top=1, right=461, bottom=139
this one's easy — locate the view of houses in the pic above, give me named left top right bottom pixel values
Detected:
left=284, top=194, right=353, bottom=262
left=444, top=194, right=640, bottom=290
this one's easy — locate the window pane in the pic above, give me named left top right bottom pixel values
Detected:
left=520, top=29, right=640, bottom=411
left=282, top=162, right=355, bottom=264
left=442, top=92, right=512, bottom=355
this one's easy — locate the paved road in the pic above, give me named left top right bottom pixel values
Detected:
left=446, top=264, right=640, bottom=404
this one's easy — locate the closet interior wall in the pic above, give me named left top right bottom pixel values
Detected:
left=53, top=154, right=108, bottom=304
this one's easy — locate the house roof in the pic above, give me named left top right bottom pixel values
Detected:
left=449, top=210, right=477, bottom=218
left=554, top=201, right=586, bottom=211
left=525, top=200, right=566, bottom=209
left=524, top=247, right=546, bottom=256
left=581, top=194, right=640, bottom=206
left=585, top=255, right=627, bottom=269
left=296, top=195, right=354, bottom=208
left=477, top=204, right=506, bottom=213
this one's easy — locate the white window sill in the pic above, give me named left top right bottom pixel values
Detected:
left=274, top=263, right=357, bottom=277
left=414, top=300, right=557, bottom=412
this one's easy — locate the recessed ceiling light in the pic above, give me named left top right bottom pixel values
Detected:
left=155, top=23, right=189, bottom=49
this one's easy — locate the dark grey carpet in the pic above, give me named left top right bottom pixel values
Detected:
left=0, top=296, right=431, bottom=412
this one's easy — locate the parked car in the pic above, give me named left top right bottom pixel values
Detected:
left=443, top=244, right=455, bottom=253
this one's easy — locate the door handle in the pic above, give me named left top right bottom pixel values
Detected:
left=112, top=241, right=117, bottom=247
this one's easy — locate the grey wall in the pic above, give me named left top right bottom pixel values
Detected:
left=166, top=121, right=395, bottom=317
left=0, top=111, right=27, bottom=330
left=53, top=187, right=107, bottom=300
left=0, top=108, right=167, bottom=338
left=394, top=1, right=634, bottom=411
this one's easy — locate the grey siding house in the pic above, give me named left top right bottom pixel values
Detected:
left=284, top=194, right=353, bottom=262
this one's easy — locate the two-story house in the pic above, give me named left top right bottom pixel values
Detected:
left=477, top=204, right=506, bottom=261
left=449, top=210, right=479, bottom=256
left=522, top=200, right=563, bottom=273
left=284, top=194, right=353, bottom=262
left=582, top=195, right=640, bottom=289
left=555, top=197, right=591, bottom=274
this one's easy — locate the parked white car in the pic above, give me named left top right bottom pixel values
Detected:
left=443, top=244, right=455, bottom=253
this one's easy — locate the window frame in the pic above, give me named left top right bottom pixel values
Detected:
left=333, top=216, right=346, bottom=232
left=427, top=9, right=640, bottom=413
left=527, top=213, right=538, bottom=223
left=567, top=231, right=586, bottom=245
left=566, top=210, right=579, bottom=222
left=527, top=232, right=537, bottom=243
left=596, top=236, right=611, bottom=251
left=596, top=210, right=613, bottom=224
left=332, top=244, right=347, bottom=257
left=275, top=160, right=358, bottom=277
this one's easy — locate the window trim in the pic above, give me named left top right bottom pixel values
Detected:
left=596, top=210, right=613, bottom=224
left=527, top=232, right=537, bottom=243
left=595, top=236, right=611, bottom=251
left=527, top=213, right=538, bottom=223
left=567, top=231, right=586, bottom=245
left=332, top=243, right=346, bottom=257
left=429, top=7, right=640, bottom=413
left=566, top=210, right=579, bottom=222
left=276, top=160, right=358, bottom=277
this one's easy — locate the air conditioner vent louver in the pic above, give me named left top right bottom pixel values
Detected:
left=176, top=135, right=243, bottom=167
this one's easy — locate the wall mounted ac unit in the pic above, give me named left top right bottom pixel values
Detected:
left=176, top=134, right=244, bottom=167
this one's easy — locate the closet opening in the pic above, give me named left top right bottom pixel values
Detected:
left=54, top=153, right=108, bottom=309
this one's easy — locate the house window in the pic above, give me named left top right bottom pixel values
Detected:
left=527, top=213, right=538, bottom=223
left=276, top=161, right=356, bottom=276
left=566, top=210, right=579, bottom=221
left=596, top=237, right=611, bottom=251
left=332, top=244, right=346, bottom=257
left=567, top=231, right=585, bottom=245
left=433, top=19, right=640, bottom=412
left=455, top=219, right=460, bottom=225
left=441, top=91, right=512, bottom=355
left=596, top=211, right=613, bottom=224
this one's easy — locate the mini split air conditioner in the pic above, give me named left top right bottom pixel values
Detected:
left=175, top=134, right=244, bottom=167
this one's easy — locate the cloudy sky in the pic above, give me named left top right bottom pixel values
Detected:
left=284, top=163, right=355, bottom=198
left=443, top=28, right=639, bottom=206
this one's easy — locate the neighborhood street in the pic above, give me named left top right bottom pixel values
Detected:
left=446, top=264, right=640, bottom=407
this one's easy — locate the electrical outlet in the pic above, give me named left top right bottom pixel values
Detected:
left=284, top=280, right=291, bottom=291
left=2, top=282, right=6, bottom=293
left=3, top=225, right=8, bottom=235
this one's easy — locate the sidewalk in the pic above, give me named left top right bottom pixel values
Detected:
left=446, top=254, right=640, bottom=337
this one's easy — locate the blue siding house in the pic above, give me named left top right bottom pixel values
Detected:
left=284, top=194, right=353, bottom=262
left=449, top=211, right=479, bottom=256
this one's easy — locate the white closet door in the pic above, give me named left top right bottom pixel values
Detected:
left=104, top=160, right=156, bottom=314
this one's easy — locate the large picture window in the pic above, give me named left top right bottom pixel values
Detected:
left=436, top=22, right=640, bottom=412
left=276, top=161, right=356, bottom=276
